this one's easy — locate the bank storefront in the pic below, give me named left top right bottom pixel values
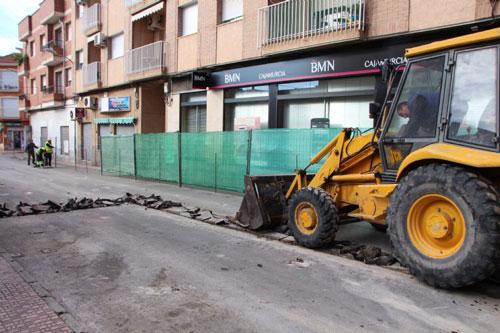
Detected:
left=209, top=41, right=410, bottom=132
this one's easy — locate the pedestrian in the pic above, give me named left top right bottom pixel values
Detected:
left=44, top=139, right=54, bottom=167
left=34, top=147, right=46, bottom=168
left=24, top=140, right=37, bottom=166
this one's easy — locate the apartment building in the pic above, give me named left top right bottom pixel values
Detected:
left=18, top=0, right=75, bottom=162
left=0, top=54, right=28, bottom=150
left=20, top=0, right=500, bottom=165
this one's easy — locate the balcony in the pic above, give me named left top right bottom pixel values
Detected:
left=0, top=80, right=19, bottom=92
left=126, top=0, right=145, bottom=8
left=41, top=86, right=64, bottom=103
left=125, top=41, right=166, bottom=78
left=83, top=62, right=101, bottom=87
left=82, top=4, right=101, bottom=35
left=18, top=16, right=32, bottom=42
left=18, top=58, right=30, bottom=77
left=258, top=0, right=366, bottom=48
left=39, top=0, right=65, bottom=25
left=41, top=40, right=64, bottom=66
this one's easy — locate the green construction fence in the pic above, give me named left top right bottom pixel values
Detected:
left=101, top=128, right=369, bottom=192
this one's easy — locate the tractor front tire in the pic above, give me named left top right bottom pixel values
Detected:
left=288, top=187, right=339, bottom=248
left=387, top=164, right=500, bottom=288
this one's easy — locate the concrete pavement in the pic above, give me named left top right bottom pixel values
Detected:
left=1, top=152, right=500, bottom=331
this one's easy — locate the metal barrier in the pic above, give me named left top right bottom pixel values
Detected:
left=82, top=3, right=100, bottom=32
left=125, top=41, right=166, bottom=75
left=257, top=0, right=365, bottom=47
left=83, top=62, right=101, bottom=86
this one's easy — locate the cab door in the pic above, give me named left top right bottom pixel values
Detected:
left=380, top=55, right=447, bottom=174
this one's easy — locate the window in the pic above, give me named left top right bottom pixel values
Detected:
left=55, top=28, right=62, bottom=47
left=76, top=50, right=83, bottom=70
left=40, top=34, right=45, bottom=50
left=1, top=98, right=19, bottom=118
left=60, top=126, right=69, bottom=155
left=55, top=72, right=63, bottom=93
left=76, top=4, right=84, bottom=19
left=30, top=41, right=35, bottom=57
left=224, top=86, right=269, bottom=130
left=65, top=22, right=71, bottom=41
left=385, top=56, right=445, bottom=139
left=181, top=92, right=206, bottom=132
left=278, top=77, right=375, bottom=129
left=181, top=3, right=198, bottom=36
left=447, top=47, right=498, bottom=148
left=109, top=33, right=124, bottom=59
left=40, top=75, right=47, bottom=92
left=31, top=78, right=37, bottom=95
left=0, top=70, right=19, bottom=91
left=40, top=127, right=48, bottom=147
left=66, top=68, right=72, bottom=87
left=222, top=0, right=243, bottom=22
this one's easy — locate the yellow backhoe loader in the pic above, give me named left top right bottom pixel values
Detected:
left=238, top=28, right=500, bottom=288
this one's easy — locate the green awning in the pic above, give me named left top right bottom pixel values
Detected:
left=93, top=117, right=136, bottom=125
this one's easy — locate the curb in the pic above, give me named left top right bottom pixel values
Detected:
left=3, top=254, right=84, bottom=333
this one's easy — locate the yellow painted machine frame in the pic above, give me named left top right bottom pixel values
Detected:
left=282, top=27, right=500, bottom=227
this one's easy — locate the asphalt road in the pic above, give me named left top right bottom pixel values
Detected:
left=1, top=153, right=500, bottom=332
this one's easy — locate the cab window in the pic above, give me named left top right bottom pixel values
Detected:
left=447, top=47, right=498, bottom=148
left=386, top=56, right=445, bottom=138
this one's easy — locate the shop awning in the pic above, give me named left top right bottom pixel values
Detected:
left=94, top=117, right=136, bottom=125
left=131, top=1, right=164, bottom=22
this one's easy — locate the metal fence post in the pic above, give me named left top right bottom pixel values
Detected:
left=118, top=148, right=121, bottom=177
left=133, top=134, right=137, bottom=180
left=100, top=136, right=103, bottom=176
left=158, top=143, right=161, bottom=182
left=177, top=131, right=182, bottom=187
left=246, top=129, right=253, bottom=175
left=213, top=152, right=217, bottom=193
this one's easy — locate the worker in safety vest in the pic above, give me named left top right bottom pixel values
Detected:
left=34, top=147, right=46, bottom=168
left=44, top=139, right=54, bottom=167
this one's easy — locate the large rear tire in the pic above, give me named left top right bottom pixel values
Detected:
left=387, top=164, right=500, bottom=288
left=287, top=187, right=339, bottom=248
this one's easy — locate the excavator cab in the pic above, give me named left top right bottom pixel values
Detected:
left=238, top=28, right=500, bottom=288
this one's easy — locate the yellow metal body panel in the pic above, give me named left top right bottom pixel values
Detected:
left=405, top=28, right=500, bottom=58
left=397, top=143, right=500, bottom=180
left=336, top=184, right=397, bottom=224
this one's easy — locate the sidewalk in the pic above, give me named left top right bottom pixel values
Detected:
left=0, top=255, right=71, bottom=333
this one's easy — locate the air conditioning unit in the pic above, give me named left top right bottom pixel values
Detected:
left=94, top=33, right=107, bottom=48
left=76, top=0, right=89, bottom=6
left=147, top=14, right=163, bottom=31
left=83, top=96, right=97, bottom=109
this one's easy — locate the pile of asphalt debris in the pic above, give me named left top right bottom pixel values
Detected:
left=329, top=241, right=396, bottom=266
left=0, top=193, right=228, bottom=226
left=0, top=193, right=396, bottom=266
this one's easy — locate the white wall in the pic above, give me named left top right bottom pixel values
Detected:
left=30, top=107, right=76, bottom=163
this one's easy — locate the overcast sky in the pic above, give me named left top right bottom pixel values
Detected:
left=0, top=0, right=41, bottom=56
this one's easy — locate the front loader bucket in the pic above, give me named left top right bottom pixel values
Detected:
left=236, top=175, right=296, bottom=230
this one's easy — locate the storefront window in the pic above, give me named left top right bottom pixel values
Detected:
left=181, top=92, right=207, bottom=132
left=278, top=77, right=375, bottom=129
left=224, top=86, right=269, bottom=131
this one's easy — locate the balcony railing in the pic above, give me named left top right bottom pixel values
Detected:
left=82, top=4, right=100, bottom=32
left=42, top=40, right=63, bottom=51
left=0, top=108, right=20, bottom=119
left=258, top=0, right=365, bottom=47
left=126, top=0, right=144, bottom=8
left=0, top=80, right=19, bottom=92
left=125, top=41, right=166, bottom=76
left=83, top=62, right=101, bottom=86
